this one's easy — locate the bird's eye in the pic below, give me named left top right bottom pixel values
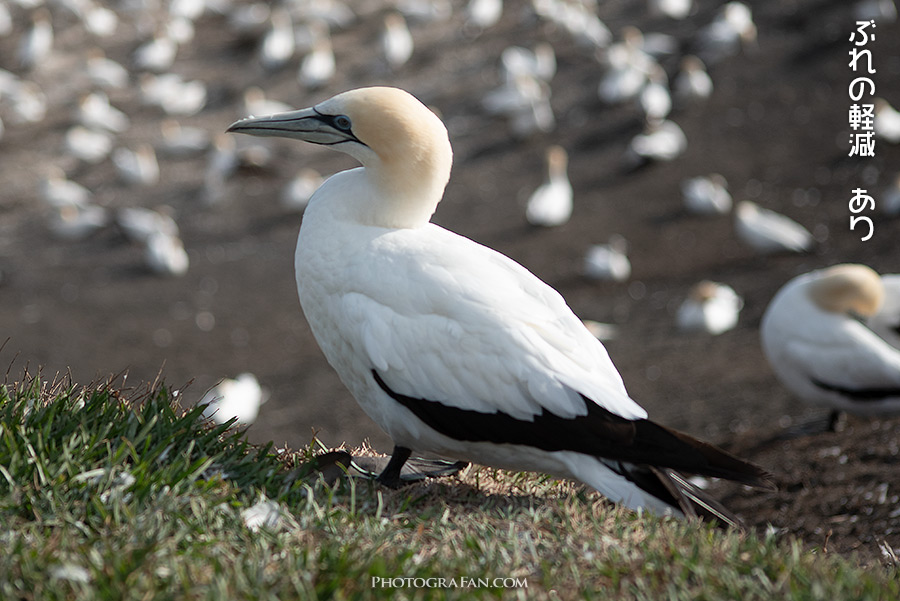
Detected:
left=333, top=115, right=352, bottom=131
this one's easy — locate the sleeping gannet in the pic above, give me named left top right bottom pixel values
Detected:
left=761, top=264, right=900, bottom=425
left=228, top=86, right=772, bottom=524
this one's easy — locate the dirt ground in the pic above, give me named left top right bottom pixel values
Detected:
left=1, top=0, right=899, bottom=565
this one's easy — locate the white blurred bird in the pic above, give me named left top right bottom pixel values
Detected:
left=854, top=0, right=898, bottom=21
left=48, top=205, right=109, bottom=240
left=867, top=274, right=900, bottom=349
left=650, top=0, right=692, bottom=19
left=116, top=206, right=179, bottom=243
left=78, top=91, right=130, bottom=133
left=638, top=64, right=672, bottom=124
left=298, top=35, right=335, bottom=89
left=501, top=43, right=556, bottom=84
left=134, top=31, right=178, bottom=72
left=140, top=73, right=207, bottom=115
left=85, top=50, right=130, bottom=89
left=40, top=168, right=91, bottom=209
left=113, top=144, right=160, bottom=186
left=734, top=201, right=813, bottom=254
left=144, top=231, right=189, bottom=276
left=200, top=373, right=268, bottom=426
left=259, top=7, right=294, bottom=70
left=761, top=264, right=900, bottom=423
left=65, top=125, right=113, bottom=164
left=242, top=86, right=292, bottom=118
left=583, top=236, right=631, bottom=282
left=7, top=81, right=47, bottom=124
left=681, top=174, right=732, bottom=215
left=382, top=12, right=414, bottom=69
left=159, top=119, right=210, bottom=157
left=676, top=281, right=742, bottom=335
left=883, top=173, right=900, bottom=216
left=282, top=168, right=324, bottom=212
left=482, top=73, right=554, bottom=137
left=18, top=9, right=53, bottom=71
left=624, top=119, right=687, bottom=166
left=466, top=0, right=502, bottom=29
left=526, top=145, right=573, bottom=227
left=695, top=1, right=756, bottom=65
left=673, top=55, right=712, bottom=105
left=202, top=134, right=239, bottom=204
left=874, top=98, right=900, bottom=144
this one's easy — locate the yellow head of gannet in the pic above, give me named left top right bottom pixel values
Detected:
left=807, top=264, right=884, bottom=317
left=228, top=87, right=452, bottom=228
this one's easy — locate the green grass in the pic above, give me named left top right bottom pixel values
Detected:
left=0, top=376, right=897, bottom=600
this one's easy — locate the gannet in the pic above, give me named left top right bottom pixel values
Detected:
left=115, top=206, right=179, bottom=244
left=133, top=30, right=178, bottom=73
left=227, top=86, right=772, bottom=523
left=681, top=174, right=731, bottom=215
left=501, top=43, right=556, bottom=84
left=676, top=281, right=742, bottom=335
left=113, top=144, right=160, bottom=186
left=159, top=119, right=210, bottom=157
left=382, top=12, right=414, bottom=69
left=259, top=7, right=294, bottom=70
left=525, top=145, right=573, bottom=227
left=854, top=0, right=898, bottom=22
left=40, top=167, right=91, bottom=209
left=650, top=0, right=693, bottom=19
left=623, top=119, right=687, bottom=167
left=282, top=168, right=324, bottom=212
left=867, top=274, right=900, bottom=349
left=874, top=98, right=900, bottom=144
left=695, top=1, right=756, bottom=65
left=140, top=73, right=207, bottom=116
left=583, top=236, right=631, bottom=282
left=48, top=205, right=109, bottom=241
left=638, top=64, right=672, bottom=124
left=144, top=230, right=189, bottom=276
left=85, top=50, right=129, bottom=89
left=79, top=91, right=130, bottom=133
left=18, top=8, right=53, bottom=71
left=734, top=201, right=813, bottom=254
left=200, top=373, right=268, bottom=426
left=64, top=125, right=113, bottom=164
left=884, top=174, right=900, bottom=216
left=298, top=35, right=335, bottom=89
left=673, top=56, right=712, bottom=105
left=466, top=0, right=502, bottom=29
left=761, top=264, right=900, bottom=421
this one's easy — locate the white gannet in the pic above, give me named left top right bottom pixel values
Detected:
left=7, top=80, right=47, bottom=124
left=282, top=168, right=324, bottom=212
left=382, top=12, right=414, bottom=70
left=85, top=50, right=129, bottom=90
left=113, top=144, right=160, bottom=186
left=638, top=64, right=672, bottom=124
left=48, top=205, right=109, bottom=241
left=676, top=281, right=743, bottom=335
left=623, top=119, right=687, bottom=167
left=82, top=3, right=118, bottom=37
left=134, top=31, right=178, bottom=72
left=159, top=119, right=210, bottom=157
left=733, top=201, right=813, bottom=254
left=501, top=43, right=556, bottom=84
left=242, top=86, right=293, bottom=119
left=78, top=91, right=130, bottom=133
left=466, top=0, right=502, bottom=29
left=116, top=206, right=179, bottom=243
left=144, top=230, right=189, bottom=276
left=868, top=274, right=900, bottom=349
left=695, top=1, right=756, bottom=65
left=673, top=55, right=712, bottom=106
left=64, top=125, right=113, bottom=164
left=259, top=7, right=294, bottom=70
left=525, top=145, right=573, bottom=227
left=650, top=0, right=693, bottom=19
left=854, top=0, right=898, bottom=22
left=40, top=167, right=92, bottom=209
left=883, top=173, right=900, bottom=216
left=227, top=87, right=773, bottom=523
left=681, top=174, right=732, bottom=216
left=761, top=264, right=900, bottom=421
left=874, top=98, right=900, bottom=144
left=583, top=236, right=631, bottom=282
left=18, top=8, right=53, bottom=71
left=200, top=373, right=269, bottom=426
left=140, top=73, right=207, bottom=116
left=298, top=35, right=336, bottom=89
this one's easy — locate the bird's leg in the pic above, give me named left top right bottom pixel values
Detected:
left=375, top=445, right=412, bottom=489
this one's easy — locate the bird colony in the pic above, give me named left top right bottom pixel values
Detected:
left=2, top=0, right=900, bottom=526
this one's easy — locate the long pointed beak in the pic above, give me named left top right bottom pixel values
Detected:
left=226, top=107, right=359, bottom=146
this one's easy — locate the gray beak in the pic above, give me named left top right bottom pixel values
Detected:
left=226, top=107, right=363, bottom=147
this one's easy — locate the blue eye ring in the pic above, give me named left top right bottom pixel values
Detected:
left=333, top=115, right=352, bottom=131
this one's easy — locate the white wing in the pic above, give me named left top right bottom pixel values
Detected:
left=332, top=224, right=646, bottom=422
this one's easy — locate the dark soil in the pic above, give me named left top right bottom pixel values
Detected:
left=1, top=0, right=899, bottom=566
